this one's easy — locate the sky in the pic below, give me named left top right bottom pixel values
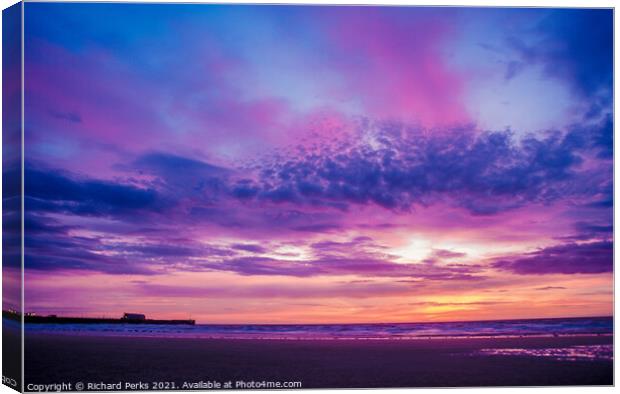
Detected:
left=4, top=4, right=613, bottom=323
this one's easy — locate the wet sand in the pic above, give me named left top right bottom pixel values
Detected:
left=25, top=333, right=612, bottom=389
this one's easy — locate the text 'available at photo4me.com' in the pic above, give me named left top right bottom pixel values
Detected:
left=25, top=380, right=303, bottom=392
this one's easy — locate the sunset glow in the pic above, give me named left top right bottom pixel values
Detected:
left=7, top=4, right=612, bottom=323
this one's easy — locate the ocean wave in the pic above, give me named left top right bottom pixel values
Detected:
left=21, top=316, right=612, bottom=340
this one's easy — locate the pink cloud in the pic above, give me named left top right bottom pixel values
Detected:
left=320, top=9, right=470, bottom=126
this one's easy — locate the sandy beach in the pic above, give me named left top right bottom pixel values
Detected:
left=24, top=333, right=612, bottom=388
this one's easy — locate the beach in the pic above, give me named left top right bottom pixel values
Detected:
left=24, top=333, right=612, bottom=388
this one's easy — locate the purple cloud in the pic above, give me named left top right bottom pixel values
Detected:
left=233, top=118, right=612, bottom=215
left=493, top=241, right=612, bottom=275
left=508, top=10, right=612, bottom=100
left=535, top=286, right=567, bottom=291
left=202, top=247, right=483, bottom=281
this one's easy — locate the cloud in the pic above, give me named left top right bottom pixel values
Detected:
left=49, top=109, right=82, bottom=123
left=231, top=243, right=267, bottom=254
left=24, top=164, right=168, bottom=217
left=21, top=112, right=612, bottom=248
left=406, top=300, right=509, bottom=307
left=430, top=249, right=467, bottom=259
left=318, top=7, right=469, bottom=125
left=21, top=205, right=484, bottom=281
left=507, top=10, right=612, bottom=97
left=290, top=223, right=342, bottom=233
left=507, top=9, right=612, bottom=118
left=555, top=219, right=613, bottom=242
left=201, top=237, right=484, bottom=280
left=493, top=241, right=612, bottom=275
left=136, top=281, right=419, bottom=300
left=310, top=236, right=384, bottom=255
left=21, top=212, right=486, bottom=279
left=23, top=211, right=262, bottom=274
left=575, top=222, right=613, bottom=237
left=130, top=152, right=229, bottom=180
left=237, top=118, right=611, bottom=215
left=21, top=214, right=159, bottom=274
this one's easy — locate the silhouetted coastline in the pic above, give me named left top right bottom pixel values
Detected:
left=3, top=310, right=195, bottom=325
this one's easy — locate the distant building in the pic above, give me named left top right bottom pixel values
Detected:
left=122, top=313, right=146, bottom=321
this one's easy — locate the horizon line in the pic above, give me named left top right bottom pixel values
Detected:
left=4, top=310, right=612, bottom=326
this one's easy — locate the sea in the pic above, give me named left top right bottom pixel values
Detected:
left=19, top=315, right=612, bottom=340
left=10, top=316, right=613, bottom=362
